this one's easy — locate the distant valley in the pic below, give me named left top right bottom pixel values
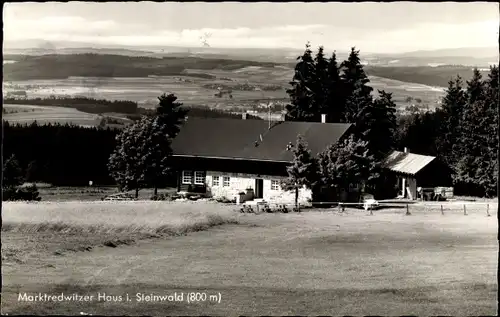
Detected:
left=2, top=44, right=497, bottom=128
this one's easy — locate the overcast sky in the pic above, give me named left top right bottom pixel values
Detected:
left=3, top=2, right=498, bottom=53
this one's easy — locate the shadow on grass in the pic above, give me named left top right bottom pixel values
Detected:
left=2, top=282, right=496, bottom=315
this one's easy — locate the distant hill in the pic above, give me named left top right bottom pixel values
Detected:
left=395, top=46, right=498, bottom=58
left=2, top=53, right=285, bottom=81
left=364, top=46, right=498, bottom=67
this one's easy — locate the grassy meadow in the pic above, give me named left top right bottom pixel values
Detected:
left=1, top=200, right=497, bottom=315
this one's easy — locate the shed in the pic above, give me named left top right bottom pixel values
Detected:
left=381, top=149, right=453, bottom=200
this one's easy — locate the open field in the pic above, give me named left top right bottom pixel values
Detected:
left=2, top=104, right=101, bottom=127
left=369, top=75, right=445, bottom=110
left=4, top=66, right=446, bottom=114
left=1, top=201, right=497, bottom=315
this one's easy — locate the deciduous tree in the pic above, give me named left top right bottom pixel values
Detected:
left=317, top=135, right=375, bottom=201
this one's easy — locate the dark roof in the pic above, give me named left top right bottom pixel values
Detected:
left=381, top=151, right=436, bottom=175
left=171, top=117, right=352, bottom=162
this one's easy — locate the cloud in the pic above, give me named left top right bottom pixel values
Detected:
left=3, top=13, right=498, bottom=52
left=273, top=24, right=327, bottom=32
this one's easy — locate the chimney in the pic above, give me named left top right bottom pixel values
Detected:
left=242, top=112, right=247, bottom=120
left=321, top=114, right=326, bottom=123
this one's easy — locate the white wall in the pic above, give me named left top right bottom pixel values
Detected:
left=205, top=171, right=312, bottom=205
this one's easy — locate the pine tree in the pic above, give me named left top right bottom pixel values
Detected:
left=357, top=90, right=397, bottom=161
left=466, top=68, right=486, bottom=105
left=340, top=47, right=373, bottom=124
left=436, top=75, right=467, bottom=167
left=281, top=135, right=319, bottom=210
left=156, top=93, right=188, bottom=139
left=325, top=51, right=344, bottom=123
left=285, top=42, right=317, bottom=122
left=312, top=46, right=329, bottom=120
left=2, top=154, right=24, bottom=188
left=453, top=66, right=498, bottom=197
left=25, top=160, right=40, bottom=182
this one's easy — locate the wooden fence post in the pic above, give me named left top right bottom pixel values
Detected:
left=463, top=204, right=467, bottom=215
left=487, top=204, right=491, bottom=217
left=405, top=204, right=411, bottom=215
left=441, top=205, right=444, bottom=215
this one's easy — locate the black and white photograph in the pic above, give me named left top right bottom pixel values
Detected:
left=1, top=1, right=499, bottom=315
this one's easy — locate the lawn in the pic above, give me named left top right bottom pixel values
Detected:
left=1, top=202, right=497, bottom=315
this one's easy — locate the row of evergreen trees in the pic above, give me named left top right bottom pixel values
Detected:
left=397, top=67, right=499, bottom=197
left=286, top=44, right=397, bottom=163
left=282, top=44, right=398, bottom=203
left=283, top=43, right=498, bottom=199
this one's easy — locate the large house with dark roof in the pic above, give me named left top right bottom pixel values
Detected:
left=170, top=115, right=352, bottom=205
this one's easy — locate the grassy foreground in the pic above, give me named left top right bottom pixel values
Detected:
left=1, top=201, right=239, bottom=262
left=1, top=202, right=498, bottom=315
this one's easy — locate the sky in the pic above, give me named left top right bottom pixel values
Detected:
left=3, top=2, right=499, bottom=53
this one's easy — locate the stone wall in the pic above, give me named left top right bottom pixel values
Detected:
left=204, top=171, right=311, bottom=205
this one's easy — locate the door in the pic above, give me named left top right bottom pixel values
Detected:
left=255, top=179, right=264, bottom=199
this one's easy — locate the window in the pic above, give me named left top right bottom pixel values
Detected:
left=271, top=180, right=280, bottom=190
left=223, top=176, right=230, bottom=187
left=194, top=171, right=205, bottom=185
left=213, top=176, right=220, bottom=186
left=182, top=171, right=193, bottom=184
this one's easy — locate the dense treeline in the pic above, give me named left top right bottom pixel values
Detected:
left=3, top=122, right=119, bottom=186
left=396, top=67, right=499, bottom=197
left=3, top=97, right=138, bottom=114
left=284, top=44, right=397, bottom=199
left=3, top=53, right=282, bottom=81
left=365, top=66, right=490, bottom=88
left=2, top=99, right=261, bottom=186
left=285, top=43, right=498, bottom=198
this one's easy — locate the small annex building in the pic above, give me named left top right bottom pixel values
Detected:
left=381, top=148, right=454, bottom=200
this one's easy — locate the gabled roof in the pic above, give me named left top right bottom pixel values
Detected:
left=171, top=117, right=352, bottom=162
left=381, top=150, right=436, bottom=175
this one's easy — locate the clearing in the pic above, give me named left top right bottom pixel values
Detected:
left=1, top=201, right=497, bottom=315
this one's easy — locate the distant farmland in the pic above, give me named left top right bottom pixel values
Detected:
left=3, top=104, right=102, bottom=127
left=3, top=67, right=445, bottom=112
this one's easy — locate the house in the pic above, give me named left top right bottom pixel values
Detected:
left=170, top=114, right=352, bottom=205
left=381, top=148, right=454, bottom=200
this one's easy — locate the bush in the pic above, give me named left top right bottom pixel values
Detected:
left=3, top=184, right=41, bottom=201
left=150, top=193, right=172, bottom=201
